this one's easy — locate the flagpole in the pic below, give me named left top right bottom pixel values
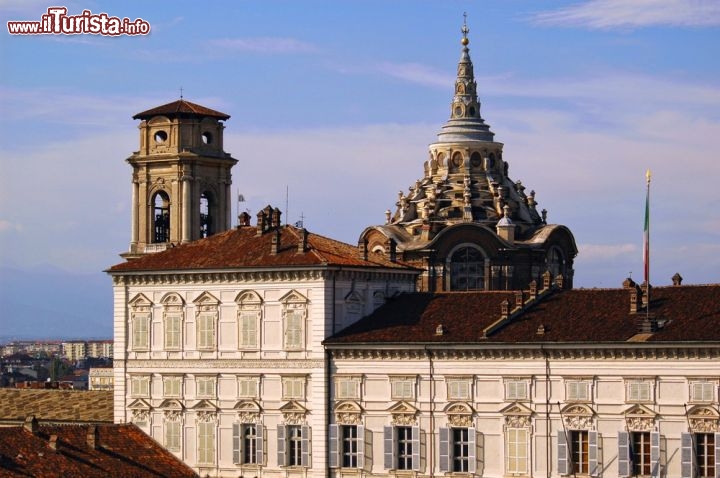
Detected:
left=644, top=169, right=651, bottom=317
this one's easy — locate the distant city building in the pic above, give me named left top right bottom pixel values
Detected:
left=89, top=367, right=114, bottom=391
left=87, top=340, right=113, bottom=359
left=61, top=341, right=87, bottom=361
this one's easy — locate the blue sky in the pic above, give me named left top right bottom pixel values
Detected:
left=1, top=1, right=719, bottom=338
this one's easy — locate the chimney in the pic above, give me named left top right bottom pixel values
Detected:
left=542, top=271, right=552, bottom=291
left=256, top=210, right=267, bottom=235
left=622, top=277, right=636, bottom=289
left=271, top=228, right=280, bottom=255
left=49, top=434, right=58, bottom=451
left=238, top=211, right=251, bottom=228
left=672, top=272, right=683, bottom=286
left=514, top=290, right=524, bottom=309
left=641, top=281, right=651, bottom=308
left=87, top=425, right=99, bottom=450
left=528, top=280, right=538, bottom=300
left=271, top=208, right=282, bottom=229
left=23, top=416, right=38, bottom=434
left=500, top=299, right=509, bottom=319
left=630, top=285, right=642, bottom=314
left=555, top=274, right=564, bottom=289
left=385, top=237, right=397, bottom=262
left=358, top=238, right=368, bottom=261
left=297, top=228, right=309, bottom=253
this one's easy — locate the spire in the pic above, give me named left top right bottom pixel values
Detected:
left=436, top=14, right=495, bottom=143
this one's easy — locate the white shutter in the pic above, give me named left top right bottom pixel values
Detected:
left=715, top=432, right=720, bottom=478
left=357, top=425, right=365, bottom=470
left=411, top=425, right=421, bottom=471
left=329, top=424, right=339, bottom=468
left=680, top=432, right=693, bottom=478
left=650, top=431, right=661, bottom=478
left=384, top=426, right=395, bottom=469
left=301, top=425, right=310, bottom=467
left=439, top=427, right=450, bottom=472
left=557, top=430, right=568, bottom=475
left=468, top=427, right=477, bottom=474
left=618, top=431, right=630, bottom=477
left=277, top=424, right=286, bottom=466
left=589, top=430, right=599, bottom=477
left=232, top=423, right=240, bottom=464
left=256, top=425, right=264, bottom=466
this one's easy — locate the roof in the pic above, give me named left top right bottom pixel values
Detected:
left=325, top=284, right=720, bottom=345
left=0, top=389, right=113, bottom=424
left=0, top=423, right=198, bottom=477
left=132, top=99, right=230, bottom=120
left=108, top=224, right=420, bottom=274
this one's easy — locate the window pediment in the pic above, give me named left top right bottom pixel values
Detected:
left=334, top=400, right=363, bottom=425
left=192, top=399, right=219, bottom=411
left=387, top=400, right=418, bottom=426
left=160, top=292, right=184, bottom=307
left=193, top=291, right=219, bottom=307
left=279, top=289, right=308, bottom=304
left=560, top=403, right=595, bottom=430
left=128, top=398, right=152, bottom=410
left=158, top=398, right=184, bottom=410
left=500, top=402, right=533, bottom=416
left=279, top=400, right=307, bottom=414
left=235, top=290, right=263, bottom=304
left=686, top=405, right=720, bottom=433
left=345, top=290, right=364, bottom=303
left=623, top=403, right=657, bottom=418
left=623, top=403, right=657, bottom=431
left=280, top=400, right=308, bottom=425
left=234, top=400, right=262, bottom=423
left=501, top=402, right=532, bottom=428
left=129, top=293, right=152, bottom=310
left=444, top=401, right=474, bottom=427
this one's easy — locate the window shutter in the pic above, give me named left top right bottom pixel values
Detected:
left=329, top=424, right=339, bottom=468
left=589, top=430, right=599, bottom=477
left=301, top=425, right=310, bottom=467
left=680, top=432, right=693, bottom=478
left=232, top=423, right=240, bottom=464
left=357, top=425, right=365, bottom=470
left=557, top=430, right=568, bottom=475
left=618, top=431, right=630, bottom=477
left=411, top=425, right=421, bottom=471
left=277, top=424, right=286, bottom=467
left=468, top=427, right=477, bottom=474
left=439, top=427, right=450, bottom=472
left=384, top=426, right=395, bottom=469
left=650, top=431, right=660, bottom=478
left=256, top=425, right=264, bottom=466
left=714, top=432, right=720, bottom=478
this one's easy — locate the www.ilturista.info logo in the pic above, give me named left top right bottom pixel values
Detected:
left=7, top=7, right=150, bottom=36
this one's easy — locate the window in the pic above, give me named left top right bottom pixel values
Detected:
left=447, top=378, right=471, bottom=400
left=238, top=377, right=259, bottom=399
left=197, top=313, right=216, bottom=350
left=196, top=376, right=216, bottom=399
left=449, top=246, right=485, bottom=291
left=506, top=428, right=528, bottom=474
left=571, top=431, right=589, bottom=474
left=566, top=381, right=591, bottom=402
left=152, top=191, right=170, bottom=243
left=130, top=376, right=150, bottom=397
left=198, top=421, right=215, bottom=465
left=282, top=377, right=305, bottom=400
left=239, top=312, right=259, bottom=349
left=277, top=424, right=310, bottom=467
left=627, top=380, right=653, bottom=402
left=132, top=315, right=150, bottom=350
left=390, top=377, right=415, bottom=400
left=505, top=380, right=528, bottom=400
left=691, top=382, right=715, bottom=403
left=618, top=431, right=660, bottom=477
left=558, top=430, right=599, bottom=476
left=284, top=309, right=303, bottom=350
left=233, top=423, right=264, bottom=465
left=336, top=377, right=360, bottom=400
left=681, top=432, right=719, bottom=478
left=165, top=421, right=181, bottom=452
left=384, top=425, right=420, bottom=471
left=164, top=315, right=182, bottom=350
left=343, top=425, right=361, bottom=467
left=163, top=376, right=182, bottom=398
left=440, top=427, right=476, bottom=473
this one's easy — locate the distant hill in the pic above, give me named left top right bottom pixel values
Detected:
left=0, top=266, right=112, bottom=340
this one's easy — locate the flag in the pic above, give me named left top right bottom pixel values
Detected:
left=643, top=170, right=651, bottom=284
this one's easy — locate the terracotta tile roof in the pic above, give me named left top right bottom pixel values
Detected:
left=0, top=423, right=198, bottom=477
left=133, top=99, right=230, bottom=120
left=108, top=225, right=420, bottom=273
left=325, top=284, right=720, bottom=345
left=0, top=389, right=113, bottom=424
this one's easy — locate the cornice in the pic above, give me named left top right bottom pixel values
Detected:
left=126, top=359, right=324, bottom=369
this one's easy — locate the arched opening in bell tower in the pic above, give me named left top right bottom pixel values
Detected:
left=447, top=244, right=486, bottom=291
left=200, top=191, right=215, bottom=238
left=152, top=191, right=170, bottom=243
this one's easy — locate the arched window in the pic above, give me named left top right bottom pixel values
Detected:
left=449, top=246, right=485, bottom=291
left=546, top=246, right=565, bottom=280
left=152, top=191, right=170, bottom=243
left=200, top=191, right=214, bottom=238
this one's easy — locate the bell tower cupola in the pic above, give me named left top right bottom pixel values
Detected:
left=122, top=98, right=238, bottom=260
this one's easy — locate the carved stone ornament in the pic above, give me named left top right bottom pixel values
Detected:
left=445, top=402, right=474, bottom=428
left=196, top=411, right=218, bottom=423
left=282, top=412, right=306, bottom=425
left=625, top=417, right=654, bottom=431
left=132, top=409, right=149, bottom=421
left=391, top=413, right=417, bottom=426
left=164, top=410, right=183, bottom=421
left=449, top=414, right=474, bottom=427
left=688, top=407, right=720, bottom=432
left=562, top=404, right=594, bottom=430
left=238, top=411, right=260, bottom=423
left=337, top=412, right=363, bottom=425
left=505, top=415, right=531, bottom=428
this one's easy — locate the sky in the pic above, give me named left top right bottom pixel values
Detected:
left=1, top=0, right=719, bottom=339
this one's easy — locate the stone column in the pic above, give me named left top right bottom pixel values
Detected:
left=181, top=175, right=192, bottom=243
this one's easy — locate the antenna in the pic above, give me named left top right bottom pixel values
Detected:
left=285, top=185, right=289, bottom=226
left=180, top=86, right=184, bottom=99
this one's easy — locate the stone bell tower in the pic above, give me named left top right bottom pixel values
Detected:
left=121, top=98, right=238, bottom=259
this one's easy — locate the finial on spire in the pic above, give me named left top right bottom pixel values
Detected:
left=180, top=87, right=184, bottom=100
left=461, top=12, right=469, bottom=46
left=646, top=168, right=651, bottom=184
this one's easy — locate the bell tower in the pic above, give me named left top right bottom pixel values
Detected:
left=121, top=98, right=238, bottom=259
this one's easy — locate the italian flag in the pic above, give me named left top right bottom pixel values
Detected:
left=643, top=170, right=651, bottom=284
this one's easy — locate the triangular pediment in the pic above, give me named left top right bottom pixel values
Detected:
left=234, top=400, right=262, bottom=412
left=335, top=400, right=363, bottom=414
left=345, top=291, right=364, bottom=303
left=128, top=398, right=152, bottom=410
left=561, top=403, right=595, bottom=416
left=623, top=403, right=657, bottom=418
left=500, top=402, right=533, bottom=416
left=279, top=289, right=308, bottom=304
left=444, top=401, right=474, bottom=415
left=158, top=399, right=184, bottom=410
left=279, top=400, right=307, bottom=413
left=193, top=291, right=219, bottom=306
left=192, top=399, right=219, bottom=411
left=129, top=293, right=152, bottom=308
left=386, top=401, right=418, bottom=414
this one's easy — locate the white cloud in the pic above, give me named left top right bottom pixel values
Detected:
left=210, top=37, right=318, bottom=54
left=374, top=62, right=453, bottom=88
left=579, top=243, right=637, bottom=261
left=532, top=0, right=720, bottom=29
